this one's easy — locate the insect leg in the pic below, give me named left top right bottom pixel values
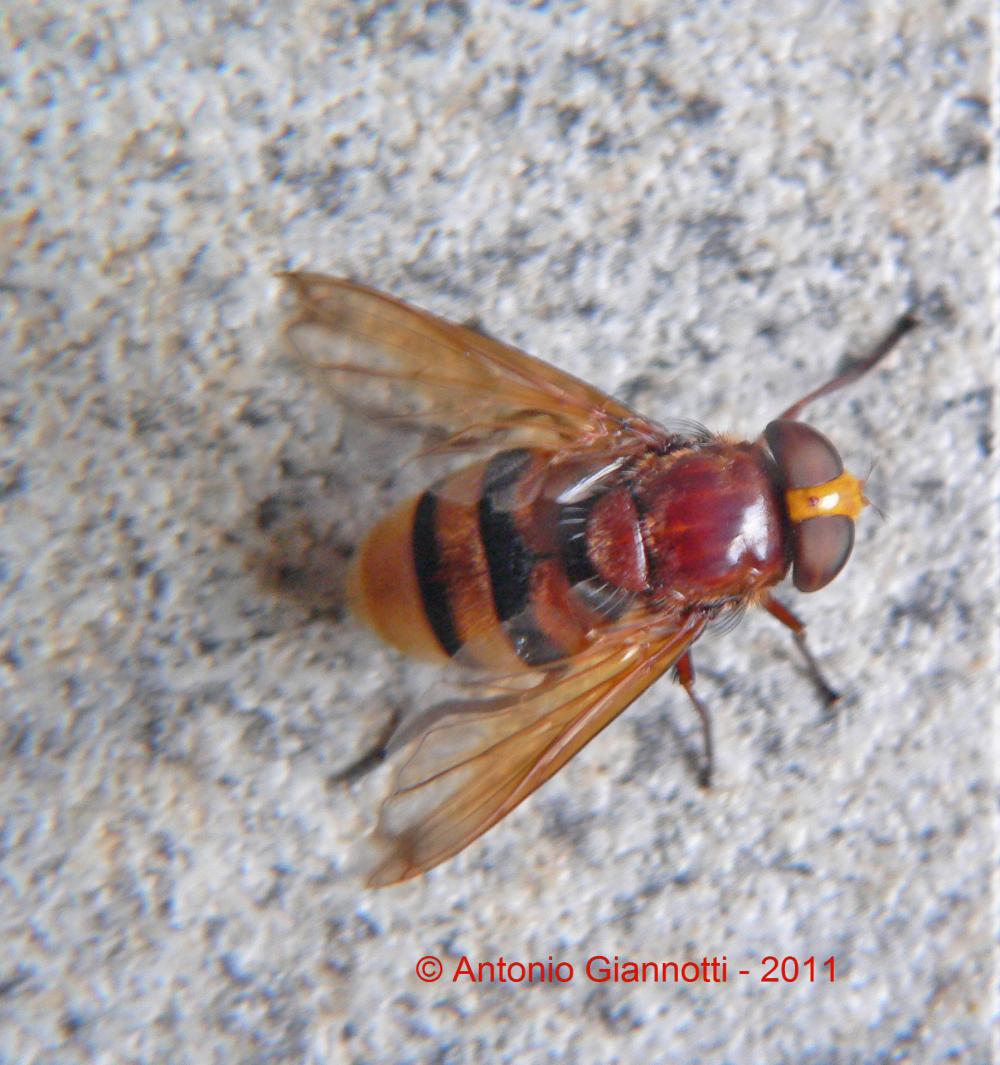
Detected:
left=775, top=311, right=920, bottom=422
left=674, top=651, right=714, bottom=788
left=329, top=707, right=402, bottom=785
left=761, top=593, right=839, bottom=707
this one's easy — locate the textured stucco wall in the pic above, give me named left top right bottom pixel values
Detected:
left=0, top=3, right=993, bottom=1063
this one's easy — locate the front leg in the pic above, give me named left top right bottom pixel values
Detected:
left=761, top=593, right=839, bottom=707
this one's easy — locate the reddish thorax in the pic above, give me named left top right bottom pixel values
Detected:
left=633, top=443, right=789, bottom=602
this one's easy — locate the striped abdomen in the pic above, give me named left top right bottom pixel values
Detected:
left=348, top=448, right=644, bottom=671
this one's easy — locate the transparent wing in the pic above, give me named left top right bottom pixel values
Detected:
left=283, top=273, right=676, bottom=454
left=366, top=613, right=708, bottom=885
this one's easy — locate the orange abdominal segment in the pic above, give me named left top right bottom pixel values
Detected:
left=347, top=494, right=451, bottom=664
left=348, top=448, right=645, bottom=671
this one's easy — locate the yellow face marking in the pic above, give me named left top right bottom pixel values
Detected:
left=786, top=470, right=868, bottom=524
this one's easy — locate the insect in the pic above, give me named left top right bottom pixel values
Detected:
left=283, top=273, right=918, bottom=886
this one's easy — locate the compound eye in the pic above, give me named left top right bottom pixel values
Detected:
left=792, top=515, right=854, bottom=591
left=764, top=420, right=856, bottom=592
left=764, top=419, right=843, bottom=488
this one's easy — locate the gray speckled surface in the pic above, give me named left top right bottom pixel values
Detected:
left=0, top=4, right=993, bottom=1063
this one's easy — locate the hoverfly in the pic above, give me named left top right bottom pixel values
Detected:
left=282, top=273, right=917, bottom=887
